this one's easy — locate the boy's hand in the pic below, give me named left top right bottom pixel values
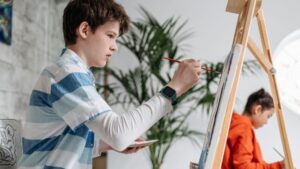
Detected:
left=119, top=137, right=146, bottom=154
left=168, top=59, right=202, bottom=97
left=99, top=137, right=146, bottom=154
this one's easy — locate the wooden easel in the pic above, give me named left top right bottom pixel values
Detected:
left=210, top=0, right=295, bottom=168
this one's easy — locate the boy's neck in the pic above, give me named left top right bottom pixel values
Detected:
left=67, top=45, right=90, bottom=68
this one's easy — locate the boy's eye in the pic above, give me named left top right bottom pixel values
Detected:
left=108, top=34, right=115, bottom=39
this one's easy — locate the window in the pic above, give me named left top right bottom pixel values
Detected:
left=274, top=29, right=300, bottom=115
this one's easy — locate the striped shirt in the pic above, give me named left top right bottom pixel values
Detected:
left=18, top=48, right=112, bottom=169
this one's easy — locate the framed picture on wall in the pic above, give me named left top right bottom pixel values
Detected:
left=0, top=0, right=13, bottom=45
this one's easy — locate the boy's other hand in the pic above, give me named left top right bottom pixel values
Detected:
left=119, top=137, right=146, bottom=154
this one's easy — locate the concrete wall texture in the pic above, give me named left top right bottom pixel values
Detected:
left=0, top=0, right=64, bottom=120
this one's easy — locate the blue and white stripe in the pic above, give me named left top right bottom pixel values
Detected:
left=18, top=48, right=111, bottom=169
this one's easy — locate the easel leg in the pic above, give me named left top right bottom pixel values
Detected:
left=212, top=0, right=258, bottom=168
left=256, top=10, right=295, bottom=169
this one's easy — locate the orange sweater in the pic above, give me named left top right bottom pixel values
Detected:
left=222, top=113, right=282, bottom=169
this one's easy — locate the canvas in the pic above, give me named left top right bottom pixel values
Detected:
left=198, top=44, right=242, bottom=169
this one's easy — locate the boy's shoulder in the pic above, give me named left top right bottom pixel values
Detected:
left=42, top=49, right=89, bottom=81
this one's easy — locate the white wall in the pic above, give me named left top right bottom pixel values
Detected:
left=109, top=0, right=300, bottom=169
left=0, top=0, right=64, bottom=120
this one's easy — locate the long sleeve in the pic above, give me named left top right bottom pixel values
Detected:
left=86, top=93, right=173, bottom=151
left=231, top=125, right=282, bottom=169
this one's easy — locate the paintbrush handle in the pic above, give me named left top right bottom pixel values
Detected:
left=161, top=56, right=220, bottom=74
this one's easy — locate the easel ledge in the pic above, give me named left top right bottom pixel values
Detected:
left=226, top=0, right=262, bottom=15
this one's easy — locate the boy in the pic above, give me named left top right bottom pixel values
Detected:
left=18, top=0, right=202, bottom=168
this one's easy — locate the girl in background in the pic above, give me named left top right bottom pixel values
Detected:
left=222, top=88, right=285, bottom=169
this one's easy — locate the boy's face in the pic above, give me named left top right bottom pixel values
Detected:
left=84, top=20, right=120, bottom=68
left=251, top=106, right=274, bottom=129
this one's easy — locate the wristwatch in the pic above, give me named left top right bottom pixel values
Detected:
left=159, top=86, right=177, bottom=105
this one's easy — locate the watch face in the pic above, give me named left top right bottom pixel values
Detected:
left=163, top=86, right=176, bottom=97
left=274, top=29, right=300, bottom=115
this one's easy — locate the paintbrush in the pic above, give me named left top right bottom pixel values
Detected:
left=161, top=56, right=221, bottom=74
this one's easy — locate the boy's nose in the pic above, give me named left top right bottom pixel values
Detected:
left=110, top=42, right=118, bottom=52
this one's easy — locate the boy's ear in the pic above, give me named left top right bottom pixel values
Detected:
left=77, top=21, right=89, bottom=39
left=253, top=105, right=262, bottom=115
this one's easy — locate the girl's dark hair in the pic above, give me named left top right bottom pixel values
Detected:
left=244, top=88, right=274, bottom=115
left=63, top=0, right=130, bottom=45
